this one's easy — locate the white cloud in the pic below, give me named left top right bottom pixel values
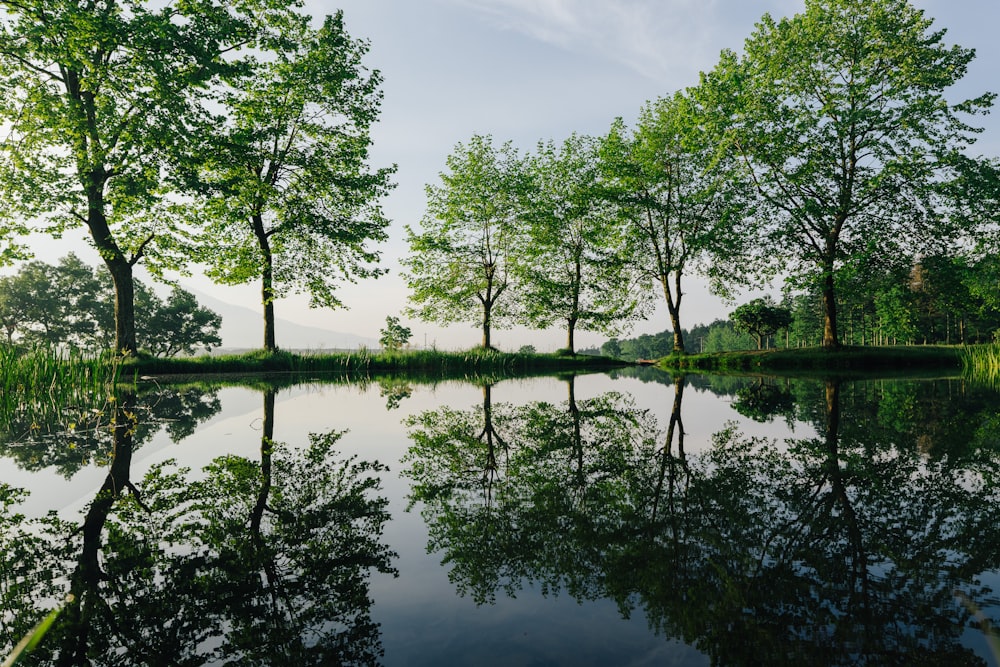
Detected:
left=446, top=0, right=726, bottom=84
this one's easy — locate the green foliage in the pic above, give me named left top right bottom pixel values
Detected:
left=515, top=133, right=646, bottom=352
left=730, top=297, right=793, bottom=350
left=139, top=287, right=223, bottom=357
left=0, top=0, right=296, bottom=352
left=403, top=135, right=527, bottom=348
left=188, top=11, right=394, bottom=351
left=0, top=255, right=221, bottom=356
left=601, top=90, right=751, bottom=352
left=701, top=0, right=994, bottom=347
left=378, top=316, right=411, bottom=351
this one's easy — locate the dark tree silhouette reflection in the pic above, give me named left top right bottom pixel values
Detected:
left=405, top=375, right=1000, bottom=664
left=2, top=387, right=397, bottom=666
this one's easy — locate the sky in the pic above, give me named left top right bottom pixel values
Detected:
left=14, top=0, right=1000, bottom=352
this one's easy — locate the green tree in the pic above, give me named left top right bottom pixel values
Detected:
left=190, top=13, right=393, bottom=352
left=141, top=287, right=222, bottom=357
left=0, top=255, right=103, bottom=348
left=379, top=315, right=411, bottom=351
left=602, top=91, right=749, bottom=353
left=0, top=0, right=286, bottom=354
left=403, top=135, right=526, bottom=349
left=730, top=297, right=793, bottom=350
left=0, top=255, right=220, bottom=355
left=601, top=338, right=622, bottom=358
left=702, top=0, right=994, bottom=348
left=517, top=134, right=646, bottom=354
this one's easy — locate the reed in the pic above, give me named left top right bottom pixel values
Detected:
left=0, top=346, right=125, bottom=436
left=961, top=343, right=1000, bottom=386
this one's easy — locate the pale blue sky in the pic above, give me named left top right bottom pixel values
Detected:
left=19, top=1, right=1000, bottom=350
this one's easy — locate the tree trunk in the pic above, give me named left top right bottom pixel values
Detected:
left=821, top=265, right=839, bottom=349
left=482, top=300, right=492, bottom=349
left=87, top=201, right=137, bottom=355
left=105, top=260, right=137, bottom=354
left=253, top=213, right=277, bottom=351
left=566, top=317, right=576, bottom=354
left=662, top=273, right=686, bottom=353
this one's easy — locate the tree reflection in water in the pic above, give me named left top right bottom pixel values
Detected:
left=1, top=386, right=396, bottom=666
left=405, top=374, right=1000, bottom=665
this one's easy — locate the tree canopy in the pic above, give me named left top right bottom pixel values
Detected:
left=700, top=0, right=995, bottom=348
left=188, top=12, right=394, bottom=352
left=0, top=0, right=292, bottom=353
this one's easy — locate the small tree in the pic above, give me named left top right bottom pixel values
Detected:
left=141, top=288, right=223, bottom=357
left=731, top=297, right=793, bottom=350
left=379, top=316, right=411, bottom=352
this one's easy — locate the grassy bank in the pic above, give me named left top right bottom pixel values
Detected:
left=659, top=345, right=966, bottom=375
left=124, top=348, right=629, bottom=381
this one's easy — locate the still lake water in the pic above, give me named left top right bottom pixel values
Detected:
left=2, top=368, right=1000, bottom=665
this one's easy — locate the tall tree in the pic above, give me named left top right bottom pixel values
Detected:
left=517, top=134, right=647, bottom=354
left=404, top=135, right=526, bottom=349
left=602, top=91, right=749, bottom=354
left=0, top=0, right=285, bottom=354
left=701, top=0, right=994, bottom=348
left=190, top=12, right=394, bottom=352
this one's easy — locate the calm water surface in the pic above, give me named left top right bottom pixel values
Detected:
left=2, top=369, right=999, bottom=665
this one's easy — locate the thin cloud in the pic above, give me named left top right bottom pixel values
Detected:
left=446, top=0, right=727, bottom=84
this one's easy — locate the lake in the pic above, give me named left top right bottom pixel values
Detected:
left=2, top=368, right=999, bottom=665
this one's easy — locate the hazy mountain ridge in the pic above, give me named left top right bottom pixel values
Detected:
left=187, top=288, right=377, bottom=351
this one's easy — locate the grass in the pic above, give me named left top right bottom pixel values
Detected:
left=0, top=346, right=124, bottom=435
left=123, top=347, right=628, bottom=382
left=961, top=343, right=1000, bottom=387
left=1, top=596, right=72, bottom=667
left=658, top=345, right=966, bottom=377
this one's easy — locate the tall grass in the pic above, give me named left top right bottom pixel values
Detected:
left=962, top=344, right=1000, bottom=387
left=0, top=346, right=126, bottom=437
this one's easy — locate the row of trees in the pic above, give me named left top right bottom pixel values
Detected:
left=403, top=134, right=649, bottom=353
left=0, top=2, right=392, bottom=354
left=0, top=255, right=221, bottom=356
left=403, top=0, right=999, bottom=352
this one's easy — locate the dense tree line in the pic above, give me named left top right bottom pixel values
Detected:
left=602, top=252, right=1000, bottom=358
left=0, top=255, right=221, bottom=356
left=404, top=0, right=1000, bottom=352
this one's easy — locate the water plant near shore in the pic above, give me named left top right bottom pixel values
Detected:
left=0, top=346, right=125, bottom=441
left=962, top=343, right=1000, bottom=387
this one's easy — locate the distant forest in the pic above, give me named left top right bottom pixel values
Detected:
left=591, top=255, right=1000, bottom=361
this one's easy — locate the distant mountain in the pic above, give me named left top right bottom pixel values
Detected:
left=188, top=288, right=377, bottom=351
